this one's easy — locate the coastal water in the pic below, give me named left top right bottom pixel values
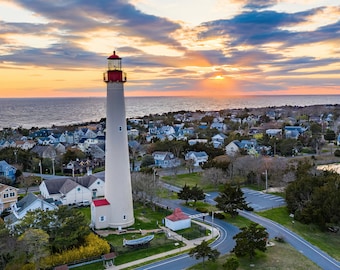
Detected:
left=1, top=95, right=340, bottom=130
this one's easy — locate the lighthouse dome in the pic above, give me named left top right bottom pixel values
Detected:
left=108, top=51, right=121, bottom=59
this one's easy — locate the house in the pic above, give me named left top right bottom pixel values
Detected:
left=152, top=151, right=180, bottom=168
left=30, top=145, right=57, bottom=159
left=15, top=139, right=36, bottom=150
left=165, top=208, right=191, bottom=231
left=210, top=122, right=227, bottom=132
left=225, top=139, right=257, bottom=156
left=53, top=142, right=66, bottom=155
left=266, top=129, right=282, bottom=137
left=39, top=175, right=103, bottom=204
left=0, top=140, right=16, bottom=149
left=212, top=133, right=227, bottom=148
left=185, top=151, right=208, bottom=166
left=284, top=126, right=307, bottom=139
left=5, top=193, right=57, bottom=225
left=188, top=139, right=208, bottom=146
left=0, top=160, right=17, bottom=181
left=0, top=184, right=18, bottom=213
left=74, top=175, right=105, bottom=199
left=225, top=140, right=240, bottom=156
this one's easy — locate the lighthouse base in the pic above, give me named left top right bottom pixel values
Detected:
left=108, top=218, right=135, bottom=229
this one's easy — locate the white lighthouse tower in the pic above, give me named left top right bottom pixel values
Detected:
left=91, top=51, right=134, bottom=229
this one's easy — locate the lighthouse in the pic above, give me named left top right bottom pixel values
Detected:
left=91, top=51, right=134, bottom=229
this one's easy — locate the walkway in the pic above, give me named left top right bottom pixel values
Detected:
left=105, top=221, right=219, bottom=270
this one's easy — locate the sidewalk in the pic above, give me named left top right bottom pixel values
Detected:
left=107, top=221, right=219, bottom=270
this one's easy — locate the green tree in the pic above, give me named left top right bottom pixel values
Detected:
left=232, top=222, right=268, bottom=260
left=178, top=184, right=192, bottom=205
left=286, top=170, right=340, bottom=229
left=15, top=207, right=90, bottom=253
left=214, top=183, right=251, bottom=217
left=324, top=128, right=336, bottom=143
left=191, top=184, right=205, bottom=206
left=189, top=240, right=220, bottom=269
left=140, top=154, right=155, bottom=168
left=0, top=221, right=17, bottom=269
left=310, top=122, right=322, bottom=135
left=278, top=138, right=297, bottom=156
left=61, top=149, right=86, bottom=164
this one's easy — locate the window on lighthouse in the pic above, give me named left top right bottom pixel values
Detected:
left=119, top=126, right=122, bottom=132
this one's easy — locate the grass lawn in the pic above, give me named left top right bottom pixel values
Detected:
left=105, top=233, right=184, bottom=265
left=187, top=240, right=321, bottom=270
left=162, top=172, right=215, bottom=191
left=257, top=207, right=340, bottom=261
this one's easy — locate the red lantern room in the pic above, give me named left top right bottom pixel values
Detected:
left=103, top=51, right=127, bottom=83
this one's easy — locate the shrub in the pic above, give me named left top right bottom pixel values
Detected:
left=195, top=207, right=209, bottom=213
left=223, top=256, right=239, bottom=270
left=41, top=233, right=110, bottom=267
left=213, top=212, right=225, bottom=220
left=334, top=149, right=340, bottom=157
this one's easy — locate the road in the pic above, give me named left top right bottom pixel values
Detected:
left=138, top=184, right=339, bottom=270
left=240, top=211, right=340, bottom=270
left=135, top=203, right=239, bottom=270
left=23, top=173, right=339, bottom=269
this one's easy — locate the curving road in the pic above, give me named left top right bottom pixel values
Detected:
left=137, top=186, right=340, bottom=270
left=135, top=204, right=239, bottom=270
left=240, top=211, right=340, bottom=270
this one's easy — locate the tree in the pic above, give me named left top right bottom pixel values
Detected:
left=140, top=154, right=155, bottom=168
left=61, top=149, right=86, bottom=165
left=232, top=222, right=268, bottom=260
left=19, top=228, right=49, bottom=268
left=177, top=184, right=192, bottom=205
left=189, top=240, right=220, bottom=269
left=185, top=158, right=195, bottom=173
left=202, top=167, right=226, bottom=187
left=0, top=221, right=17, bottom=269
left=131, top=171, right=160, bottom=207
left=191, top=184, right=205, bottom=206
left=324, top=128, right=336, bottom=143
left=214, top=183, right=251, bottom=217
left=14, top=207, right=90, bottom=253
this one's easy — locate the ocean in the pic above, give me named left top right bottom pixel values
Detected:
left=1, top=95, right=340, bottom=130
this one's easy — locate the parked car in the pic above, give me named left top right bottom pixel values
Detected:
left=77, top=200, right=90, bottom=207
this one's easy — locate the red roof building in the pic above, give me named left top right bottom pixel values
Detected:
left=165, top=208, right=191, bottom=231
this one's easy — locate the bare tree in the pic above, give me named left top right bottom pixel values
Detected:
left=185, top=159, right=195, bottom=173
left=131, top=172, right=160, bottom=208
left=202, top=167, right=226, bottom=187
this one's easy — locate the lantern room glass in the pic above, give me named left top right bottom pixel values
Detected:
left=108, top=58, right=121, bottom=71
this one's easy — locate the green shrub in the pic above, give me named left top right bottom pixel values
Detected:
left=195, top=207, right=209, bottom=213
left=42, top=233, right=110, bottom=267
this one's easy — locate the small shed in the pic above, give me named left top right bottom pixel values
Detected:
left=102, top=252, right=116, bottom=268
left=165, top=208, right=191, bottom=231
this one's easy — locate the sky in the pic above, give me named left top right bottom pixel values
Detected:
left=0, top=0, right=340, bottom=98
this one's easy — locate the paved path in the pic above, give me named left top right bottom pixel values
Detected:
left=106, top=221, right=219, bottom=269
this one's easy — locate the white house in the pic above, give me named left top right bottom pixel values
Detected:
left=165, top=208, right=191, bottom=231
left=39, top=177, right=93, bottom=206
left=185, top=151, right=208, bottom=166
left=4, top=193, right=57, bottom=225
left=225, top=140, right=241, bottom=156
left=188, top=139, right=208, bottom=146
